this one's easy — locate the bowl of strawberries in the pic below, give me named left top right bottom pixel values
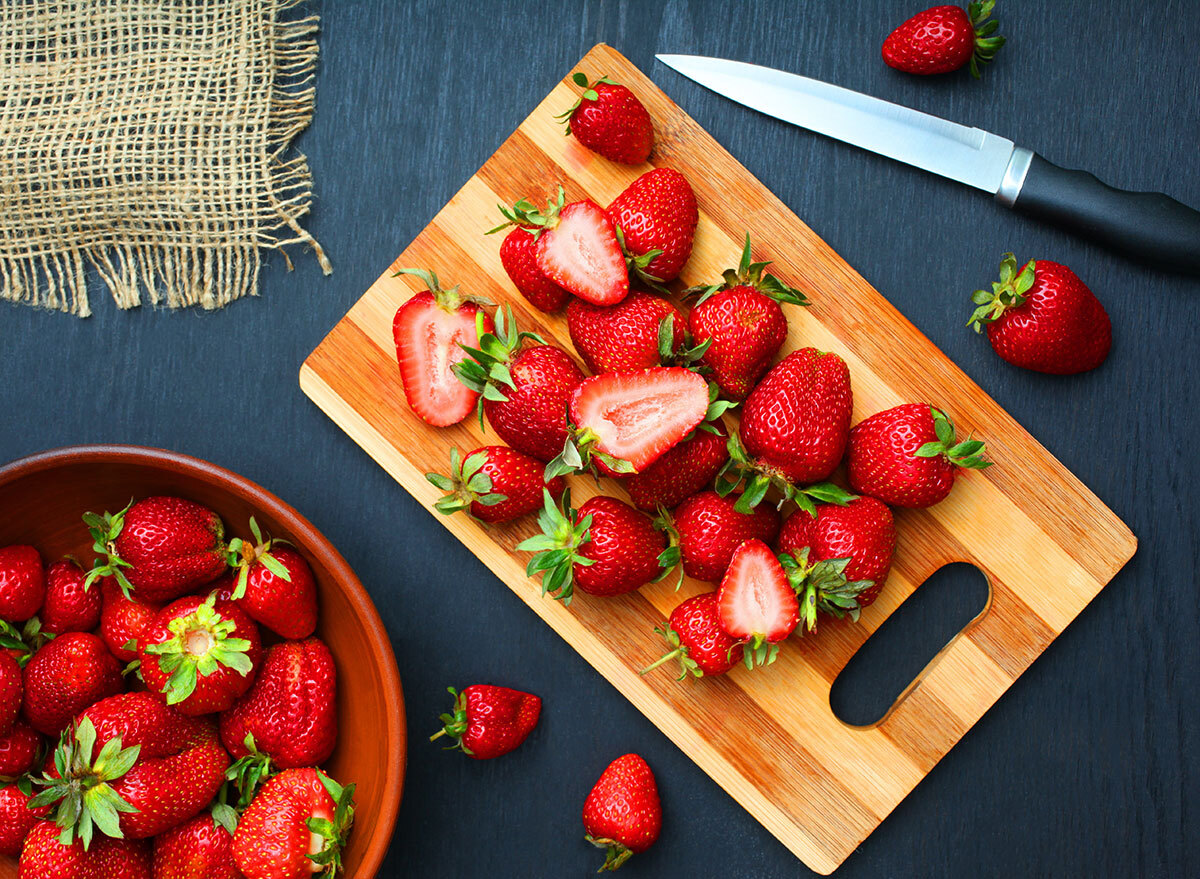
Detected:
left=0, top=445, right=404, bottom=878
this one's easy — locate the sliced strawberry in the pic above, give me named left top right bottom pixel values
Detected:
left=536, top=199, right=628, bottom=306
left=716, top=539, right=798, bottom=668
left=392, top=268, right=493, bottom=427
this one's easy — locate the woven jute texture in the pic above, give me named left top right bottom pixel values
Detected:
left=0, top=0, right=331, bottom=317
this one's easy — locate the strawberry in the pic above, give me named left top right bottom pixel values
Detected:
left=661, top=490, right=781, bottom=583
left=430, top=684, right=541, bottom=760
left=968, top=253, right=1111, bottom=375
left=0, top=545, right=45, bottom=622
left=153, top=812, right=242, bottom=879
left=99, top=579, right=161, bottom=662
left=0, top=650, right=21, bottom=737
left=84, top=497, right=228, bottom=603
left=847, top=404, right=991, bottom=508
left=455, top=307, right=586, bottom=461
left=139, top=594, right=263, bottom=716
left=0, top=781, right=48, bottom=856
left=625, top=419, right=731, bottom=512
left=582, top=753, right=661, bottom=872
left=605, top=168, right=698, bottom=286
left=390, top=267, right=494, bottom=428
left=518, top=491, right=669, bottom=604
left=18, top=820, right=151, bottom=879
left=30, top=692, right=229, bottom=843
left=0, top=721, right=42, bottom=779
left=882, top=1, right=1004, bottom=78
left=224, top=518, right=317, bottom=641
left=232, top=768, right=354, bottom=879
left=687, top=234, right=809, bottom=400
left=22, top=632, right=121, bottom=736
left=41, top=559, right=102, bottom=636
left=558, top=73, right=653, bottom=165
left=566, top=293, right=699, bottom=374
left=641, top=591, right=744, bottom=679
left=426, top=445, right=566, bottom=524
left=716, top=539, right=798, bottom=668
left=551, top=367, right=711, bottom=477
left=495, top=226, right=570, bottom=313
left=220, top=638, right=337, bottom=770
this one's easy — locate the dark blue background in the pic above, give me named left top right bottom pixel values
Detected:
left=2, top=2, right=1196, bottom=876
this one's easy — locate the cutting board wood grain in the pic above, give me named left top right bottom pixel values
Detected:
left=300, top=44, right=1135, bottom=874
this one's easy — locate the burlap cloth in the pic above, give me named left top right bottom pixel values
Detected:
left=0, top=0, right=331, bottom=317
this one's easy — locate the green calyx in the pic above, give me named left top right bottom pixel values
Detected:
left=0, top=617, right=52, bottom=668
left=657, top=313, right=713, bottom=372
left=425, top=447, right=509, bottom=520
left=614, top=224, right=670, bottom=295
left=514, top=489, right=598, bottom=606
left=649, top=507, right=684, bottom=591
left=639, top=623, right=701, bottom=680
left=210, top=733, right=272, bottom=834
left=741, top=635, right=780, bottom=671
left=226, top=516, right=293, bottom=601
left=968, top=252, right=1034, bottom=331
left=392, top=267, right=492, bottom=313
left=81, top=500, right=136, bottom=597
left=142, top=594, right=254, bottom=705
left=453, top=305, right=546, bottom=431
left=429, top=687, right=472, bottom=754
left=545, top=425, right=637, bottom=482
left=966, top=1, right=1005, bottom=79
left=684, top=233, right=810, bottom=307
left=486, top=185, right=566, bottom=237
left=554, top=72, right=616, bottom=136
left=306, top=771, right=356, bottom=875
left=779, top=547, right=874, bottom=635
left=29, top=717, right=141, bottom=850
left=586, top=834, right=635, bottom=872
left=715, top=434, right=857, bottom=514
left=914, top=407, right=992, bottom=470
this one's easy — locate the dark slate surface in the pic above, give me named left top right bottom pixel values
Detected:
left=2, top=1, right=1197, bottom=875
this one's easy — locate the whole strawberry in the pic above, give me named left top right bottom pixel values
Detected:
left=625, top=420, right=731, bottom=512
left=582, top=753, right=662, bottom=872
left=430, top=684, right=541, bottom=760
left=220, top=638, right=338, bottom=770
left=664, top=490, right=781, bottom=583
left=968, top=253, right=1111, bottom=374
left=0, top=650, right=21, bottom=738
left=0, top=545, right=45, bottom=622
left=0, top=721, right=42, bottom=779
left=21, top=632, right=122, bottom=736
left=19, top=820, right=152, bottom=879
left=454, top=306, right=586, bottom=462
left=687, top=234, right=809, bottom=400
left=99, top=578, right=161, bottom=662
left=567, top=292, right=695, bottom=374
left=606, top=168, right=698, bottom=285
left=224, top=518, right=317, bottom=641
left=232, top=768, right=354, bottom=879
left=0, top=781, right=47, bottom=857
left=518, top=491, right=669, bottom=604
left=641, top=591, right=744, bottom=679
left=426, top=445, right=566, bottom=524
left=847, top=404, right=991, bottom=507
left=882, top=1, right=1004, bottom=78
left=497, top=225, right=570, bottom=312
left=140, top=593, right=263, bottom=716
left=84, top=497, right=229, bottom=603
left=41, top=558, right=103, bottom=635
left=153, top=812, right=242, bottom=879
left=716, top=539, right=798, bottom=667
left=558, top=72, right=653, bottom=164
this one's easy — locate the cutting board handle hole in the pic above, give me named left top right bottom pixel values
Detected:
left=829, top=562, right=990, bottom=728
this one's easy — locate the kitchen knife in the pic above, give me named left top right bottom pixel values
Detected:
left=656, top=54, right=1200, bottom=275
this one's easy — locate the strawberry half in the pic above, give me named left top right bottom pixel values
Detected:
left=606, top=167, right=698, bottom=286
left=496, top=226, right=570, bottom=313
left=430, top=684, right=541, bottom=760
left=426, top=445, right=566, bottom=524
left=557, top=72, right=653, bottom=165
left=640, top=591, right=744, bottom=680
left=391, top=267, right=494, bottom=427
left=716, top=539, right=798, bottom=668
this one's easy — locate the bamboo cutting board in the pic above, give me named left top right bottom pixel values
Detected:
left=300, top=44, right=1136, bottom=874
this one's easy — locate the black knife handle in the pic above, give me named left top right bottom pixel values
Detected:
left=1008, top=153, right=1200, bottom=275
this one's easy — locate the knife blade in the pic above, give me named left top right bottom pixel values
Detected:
left=656, top=54, right=1200, bottom=276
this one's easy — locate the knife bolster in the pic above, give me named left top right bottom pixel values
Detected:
left=994, top=147, right=1034, bottom=208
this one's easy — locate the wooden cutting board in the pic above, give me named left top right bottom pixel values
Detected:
left=300, top=44, right=1136, bottom=874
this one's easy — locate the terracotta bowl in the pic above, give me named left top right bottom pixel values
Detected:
left=0, top=445, right=404, bottom=877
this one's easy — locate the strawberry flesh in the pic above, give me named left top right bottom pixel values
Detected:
left=717, top=539, right=798, bottom=643
left=536, top=200, right=628, bottom=306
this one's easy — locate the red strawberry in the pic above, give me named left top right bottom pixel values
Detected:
left=0, top=781, right=48, bottom=856
left=0, top=545, right=45, bottom=622
left=664, top=491, right=781, bottom=583
left=566, top=293, right=694, bottom=374
left=582, top=753, right=661, bottom=872
left=847, top=404, right=991, bottom=508
left=968, top=253, right=1111, bottom=374
left=882, top=1, right=1004, bottom=77
left=687, top=234, right=809, bottom=400
left=139, top=594, right=262, bottom=716
left=0, top=721, right=41, bottom=779
left=41, top=559, right=102, bottom=635
left=430, top=684, right=541, bottom=760
left=518, top=491, right=669, bottom=604
left=220, top=638, right=337, bottom=770
left=153, top=812, right=243, bottom=879
left=716, top=539, right=798, bottom=667
left=625, top=420, right=731, bottom=512
left=0, top=651, right=21, bottom=737
left=99, top=579, right=161, bottom=662
left=605, top=168, right=698, bottom=285
left=21, top=632, right=122, bottom=736
left=426, top=445, right=566, bottom=524
left=232, top=768, right=354, bottom=879
left=641, top=591, right=744, bottom=679
left=84, top=497, right=228, bottom=604
left=554, top=367, right=711, bottom=477
left=391, top=267, right=494, bottom=427
left=496, top=226, right=570, bottom=313
left=224, top=518, right=317, bottom=641
left=558, top=73, right=653, bottom=165
left=18, top=820, right=151, bottom=879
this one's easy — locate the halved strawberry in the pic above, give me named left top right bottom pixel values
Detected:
left=716, top=539, right=798, bottom=668
left=392, top=268, right=494, bottom=427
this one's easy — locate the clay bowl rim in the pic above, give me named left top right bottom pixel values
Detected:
left=0, top=444, right=405, bottom=876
